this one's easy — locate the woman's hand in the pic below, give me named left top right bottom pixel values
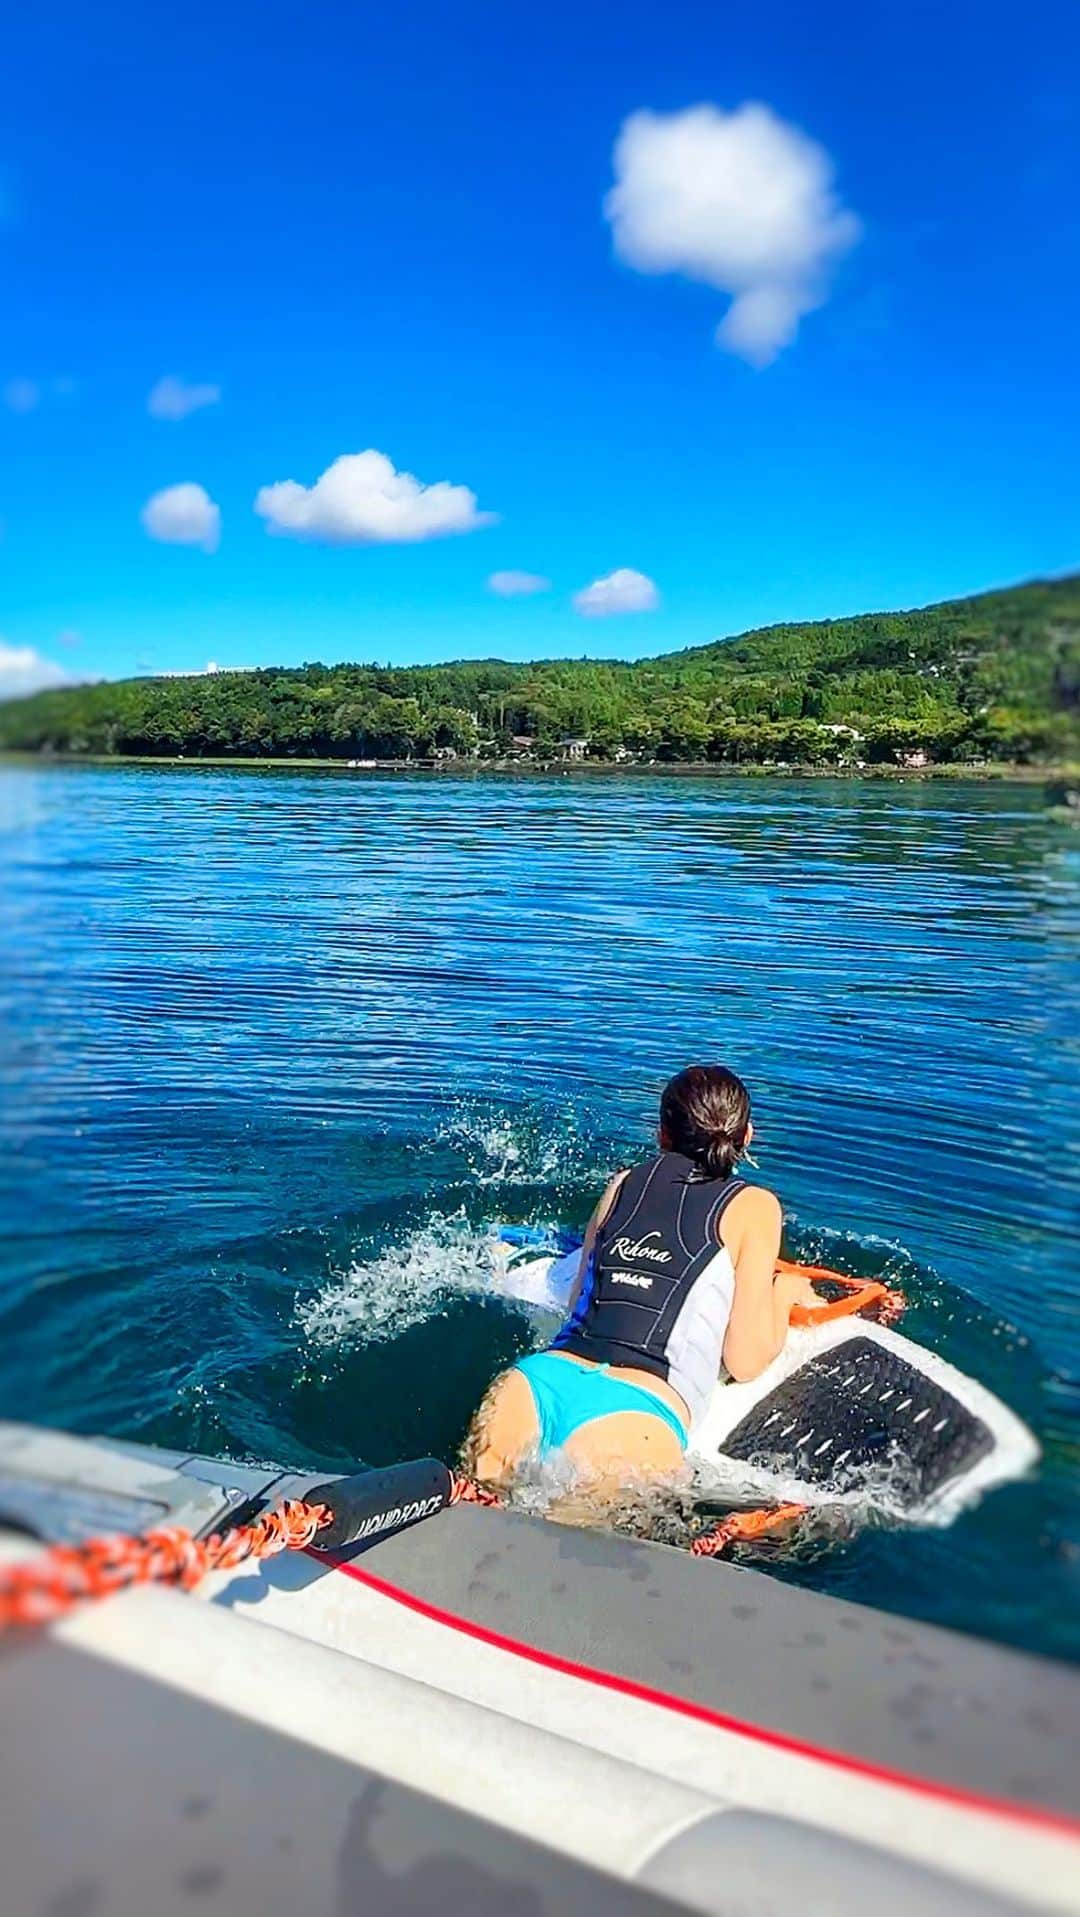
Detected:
left=775, top=1270, right=819, bottom=1315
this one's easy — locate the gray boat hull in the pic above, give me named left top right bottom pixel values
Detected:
left=1, top=1420, right=1076, bottom=1916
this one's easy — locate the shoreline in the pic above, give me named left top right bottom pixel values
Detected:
left=0, top=751, right=1075, bottom=785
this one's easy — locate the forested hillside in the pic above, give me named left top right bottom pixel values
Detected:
left=3, top=574, right=1077, bottom=767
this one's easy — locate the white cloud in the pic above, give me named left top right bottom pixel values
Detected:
left=487, top=570, right=551, bottom=597
left=4, top=378, right=39, bottom=413
left=156, top=660, right=250, bottom=678
left=148, top=375, right=221, bottom=421
left=254, top=449, right=496, bottom=545
left=0, top=640, right=73, bottom=702
left=141, top=482, right=221, bottom=552
left=572, top=567, right=659, bottom=617
left=604, top=102, right=860, bottom=365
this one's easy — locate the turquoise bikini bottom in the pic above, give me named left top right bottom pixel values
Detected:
left=514, top=1351, right=689, bottom=1457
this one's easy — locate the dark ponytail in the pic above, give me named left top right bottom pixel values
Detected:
left=659, top=1064, right=751, bottom=1180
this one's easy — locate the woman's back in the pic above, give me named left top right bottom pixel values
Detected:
left=555, top=1149, right=744, bottom=1426
left=464, top=1063, right=811, bottom=1488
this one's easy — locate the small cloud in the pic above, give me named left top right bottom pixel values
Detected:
left=4, top=378, right=39, bottom=414
left=0, top=640, right=74, bottom=702
left=148, top=375, right=222, bottom=421
left=141, top=482, right=221, bottom=553
left=156, top=660, right=251, bottom=678
left=605, top=102, right=860, bottom=365
left=572, top=568, right=659, bottom=617
left=487, top=570, right=551, bottom=597
left=56, top=628, right=82, bottom=648
left=255, top=449, right=496, bottom=545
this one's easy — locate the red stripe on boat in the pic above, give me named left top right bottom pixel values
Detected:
left=331, top=1556, right=1080, bottom=1841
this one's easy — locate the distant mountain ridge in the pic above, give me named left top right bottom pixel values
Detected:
left=3, top=573, right=1077, bottom=767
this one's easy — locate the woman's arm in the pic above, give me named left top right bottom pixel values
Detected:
left=561, top=1170, right=628, bottom=1319
left=720, top=1188, right=815, bottom=1382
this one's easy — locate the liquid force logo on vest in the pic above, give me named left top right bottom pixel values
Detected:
left=610, top=1231, right=672, bottom=1265
left=611, top=1270, right=653, bottom=1290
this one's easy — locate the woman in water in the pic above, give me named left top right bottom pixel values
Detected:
left=465, top=1064, right=816, bottom=1487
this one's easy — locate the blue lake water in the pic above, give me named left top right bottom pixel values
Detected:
left=1, top=763, right=1077, bottom=1660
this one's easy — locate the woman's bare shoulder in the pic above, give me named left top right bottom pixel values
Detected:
left=594, top=1166, right=631, bottom=1226
left=720, top=1181, right=782, bottom=1245
left=731, top=1182, right=781, bottom=1216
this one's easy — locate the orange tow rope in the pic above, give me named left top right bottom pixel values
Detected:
left=448, top=1472, right=502, bottom=1507
left=0, top=1473, right=506, bottom=1633
left=0, top=1496, right=332, bottom=1632
left=0, top=1470, right=809, bottom=1627
left=690, top=1501, right=806, bottom=1557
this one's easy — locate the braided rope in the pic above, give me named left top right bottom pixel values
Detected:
left=448, top=1472, right=502, bottom=1507
left=0, top=1465, right=803, bottom=1623
left=690, top=1501, right=805, bottom=1558
left=448, top=1467, right=801, bottom=1563
left=0, top=1497, right=331, bottom=1632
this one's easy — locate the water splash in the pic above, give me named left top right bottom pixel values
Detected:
left=296, top=1103, right=608, bottom=1355
left=298, top=1211, right=513, bottom=1349
left=485, top=1437, right=937, bottom=1556
left=784, top=1210, right=925, bottom=1293
left=691, top=1440, right=935, bottom=1530
left=429, top=1099, right=604, bottom=1190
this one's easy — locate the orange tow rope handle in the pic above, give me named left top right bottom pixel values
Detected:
left=777, top=1258, right=904, bottom=1327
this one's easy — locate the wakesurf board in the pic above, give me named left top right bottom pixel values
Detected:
left=489, top=1226, right=1038, bottom=1523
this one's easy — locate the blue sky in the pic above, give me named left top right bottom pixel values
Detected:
left=1, top=0, right=1077, bottom=693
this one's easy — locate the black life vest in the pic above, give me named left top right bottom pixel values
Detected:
left=553, top=1151, right=746, bottom=1423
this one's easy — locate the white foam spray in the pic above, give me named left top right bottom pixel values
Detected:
left=298, top=1211, right=512, bottom=1349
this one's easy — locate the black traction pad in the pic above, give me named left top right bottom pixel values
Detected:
left=719, top=1337, right=995, bottom=1501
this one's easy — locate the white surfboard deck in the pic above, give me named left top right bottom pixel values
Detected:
left=491, top=1241, right=1039, bottom=1523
